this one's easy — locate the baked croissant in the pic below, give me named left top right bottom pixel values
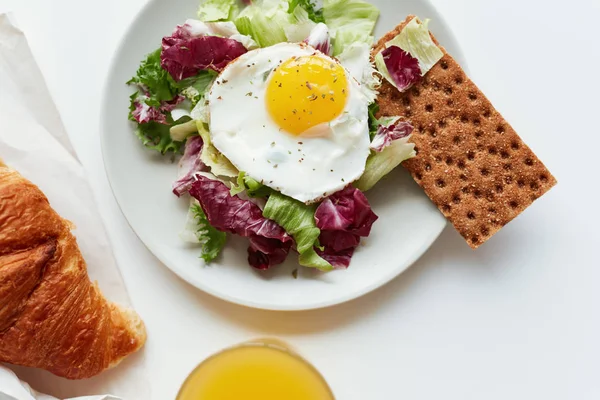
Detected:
left=0, top=161, right=146, bottom=379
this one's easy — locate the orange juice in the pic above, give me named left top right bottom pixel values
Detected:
left=177, top=340, right=334, bottom=400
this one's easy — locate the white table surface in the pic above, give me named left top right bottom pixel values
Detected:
left=1, top=0, right=599, bottom=399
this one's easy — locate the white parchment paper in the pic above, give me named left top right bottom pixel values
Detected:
left=0, top=13, right=149, bottom=400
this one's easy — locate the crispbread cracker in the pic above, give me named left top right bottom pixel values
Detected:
left=374, top=16, right=556, bottom=248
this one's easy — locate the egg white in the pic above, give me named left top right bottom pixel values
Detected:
left=207, top=42, right=371, bottom=203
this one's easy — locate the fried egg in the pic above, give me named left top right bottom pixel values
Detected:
left=207, top=42, right=371, bottom=203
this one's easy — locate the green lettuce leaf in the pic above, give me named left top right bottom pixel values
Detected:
left=229, top=172, right=273, bottom=197
left=230, top=171, right=247, bottom=196
left=128, top=50, right=217, bottom=150
left=235, top=0, right=290, bottom=47
left=367, top=102, right=380, bottom=140
left=298, top=250, right=333, bottom=269
left=355, top=137, right=416, bottom=191
left=197, top=0, right=239, bottom=22
left=135, top=115, right=191, bottom=154
left=128, top=91, right=140, bottom=120
left=191, top=203, right=227, bottom=262
left=235, top=0, right=323, bottom=46
left=322, top=0, right=379, bottom=55
left=195, top=121, right=239, bottom=177
left=283, top=2, right=317, bottom=42
left=244, top=175, right=272, bottom=198
left=374, top=51, right=394, bottom=90
left=263, top=192, right=332, bottom=271
left=128, top=49, right=216, bottom=106
left=169, top=120, right=198, bottom=142
left=127, top=48, right=177, bottom=105
left=379, top=17, right=443, bottom=76
left=288, top=0, right=324, bottom=23
left=169, top=71, right=216, bottom=142
left=177, top=70, right=217, bottom=106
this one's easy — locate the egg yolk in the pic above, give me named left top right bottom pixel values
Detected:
left=266, top=55, right=348, bottom=136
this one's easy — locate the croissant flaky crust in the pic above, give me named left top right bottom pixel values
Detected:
left=0, top=163, right=146, bottom=379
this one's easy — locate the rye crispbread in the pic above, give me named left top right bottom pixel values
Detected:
left=374, top=16, right=556, bottom=248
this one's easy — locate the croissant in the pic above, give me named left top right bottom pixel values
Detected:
left=0, top=161, right=146, bottom=379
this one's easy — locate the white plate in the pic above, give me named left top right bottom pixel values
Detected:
left=101, top=0, right=465, bottom=311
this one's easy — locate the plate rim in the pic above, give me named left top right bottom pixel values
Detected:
left=100, top=0, right=463, bottom=311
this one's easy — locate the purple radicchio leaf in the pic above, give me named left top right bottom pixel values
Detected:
left=317, top=246, right=355, bottom=269
left=370, top=118, right=414, bottom=152
left=172, top=135, right=206, bottom=197
left=161, top=24, right=247, bottom=81
left=382, top=46, right=422, bottom=92
left=314, top=186, right=378, bottom=268
left=247, top=236, right=290, bottom=270
left=304, top=23, right=331, bottom=56
left=189, top=175, right=292, bottom=269
left=131, top=94, right=184, bottom=124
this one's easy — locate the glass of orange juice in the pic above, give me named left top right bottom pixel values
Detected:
left=177, top=339, right=334, bottom=400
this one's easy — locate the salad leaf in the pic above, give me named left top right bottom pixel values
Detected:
left=315, top=186, right=377, bottom=236
left=283, top=2, right=317, bottom=42
left=180, top=198, right=205, bottom=243
left=229, top=171, right=247, bottom=196
left=322, top=0, right=379, bottom=55
left=244, top=174, right=272, bottom=198
left=191, top=203, right=227, bottom=262
left=189, top=175, right=292, bottom=269
left=129, top=92, right=185, bottom=124
left=288, top=0, right=324, bottom=23
left=354, top=136, right=416, bottom=191
left=191, top=98, right=210, bottom=123
left=173, top=135, right=205, bottom=196
left=176, top=20, right=259, bottom=50
left=319, top=230, right=359, bottom=252
left=170, top=119, right=199, bottom=142
left=375, top=46, right=421, bottom=92
left=235, top=0, right=323, bottom=46
left=263, top=193, right=319, bottom=256
left=162, top=26, right=248, bottom=80
left=230, top=171, right=272, bottom=197
left=263, top=192, right=332, bottom=271
left=367, top=102, right=380, bottom=139
left=304, top=23, right=331, bottom=55
left=376, top=17, right=443, bottom=86
left=195, top=121, right=239, bottom=177
left=235, top=0, right=290, bottom=47
left=179, top=70, right=217, bottom=93
left=177, top=69, right=218, bottom=105
left=129, top=21, right=244, bottom=115
left=314, top=186, right=378, bottom=268
left=127, top=48, right=177, bottom=103
left=370, top=117, right=413, bottom=152
left=247, top=236, right=291, bottom=270
left=128, top=48, right=202, bottom=153
left=316, top=246, right=355, bottom=268
left=134, top=115, right=191, bottom=154
left=208, top=21, right=259, bottom=49
left=197, top=0, right=238, bottom=22
left=298, top=250, right=335, bottom=270
left=127, top=45, right=217, bottom=151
